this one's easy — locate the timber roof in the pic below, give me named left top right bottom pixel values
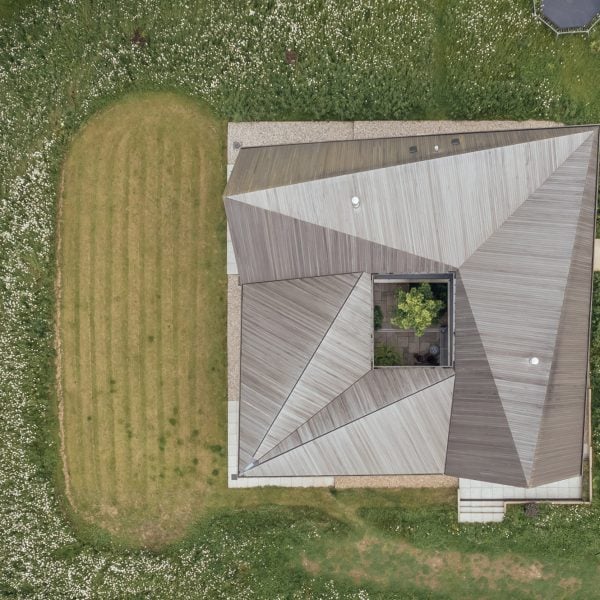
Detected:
left=225, top=126, right=599, bottom=487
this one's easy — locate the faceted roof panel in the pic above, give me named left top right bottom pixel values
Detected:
left=230, top=132, right=590, bottom=268
left=254, top=273, right=372, bottom=461
left=247, top=376, right=455, bottom=476
left=454, top=135, right=595, bottom=481
left=238, top=273, right=358, bottom=466
left=226, top=126, right=599, bottom=486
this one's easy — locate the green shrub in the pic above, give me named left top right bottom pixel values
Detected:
left=391, top=283, right=444, bottom=337
left=374, top=304, right=383, bottom=330
left=375, top=344, right=403, bottom=366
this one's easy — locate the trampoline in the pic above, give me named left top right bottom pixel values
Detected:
left=539, top=0, right=600, bottom=31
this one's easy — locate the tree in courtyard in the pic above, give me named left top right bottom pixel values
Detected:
left=391, top=283, right=444, bottom=337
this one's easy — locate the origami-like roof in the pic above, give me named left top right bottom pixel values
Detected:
left=225, top=126, right=598, bottom=487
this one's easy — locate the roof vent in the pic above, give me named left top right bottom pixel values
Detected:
left=451, top=138, right=460, bottom=145
left=529, top=356, right=540, bottom=366
left=409, top=145, right=417, bottom=154
left=351, top=196, right=361, bottom=209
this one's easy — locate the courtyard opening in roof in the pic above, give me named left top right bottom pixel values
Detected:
left=373, top=274, right=454, bottom=367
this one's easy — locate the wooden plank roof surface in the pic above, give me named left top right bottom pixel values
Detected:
left=229, top=133, right=590, bottom=269
left=239, top=274, right=359, bottom=466
left=253, top=273, right=373, bottom=460
left=447, top=134, right=596, bottom=484
left=246, top=376, right=455, bottom=476
left=226, top=127, right=593, bottom=196
left=228, top=126, right=599, bottom=485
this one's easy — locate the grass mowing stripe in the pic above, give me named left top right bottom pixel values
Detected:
left=92, top=124, right=125, bottom=513
left=172, top=131, right=192, bottom=472
left=65, top=146, right=88, bottom=508
left=188, top=140, right=207, bottom=458
left=166, top=129, right=182, bottom=478
left=76, top=130, right=104, bottom=510
left=136, top=121, right=150, bottom=503
left=126, top=125, right=147, bottom=504
left=104, top=129, right=129, bottom=507
left=61, top=149, right=87, bottom=503
left=114, top=131, right=134, bottom=506
left=178, top=128, right=204, bottom=476
left=153, top=124, right=166, bottom=490
left=94, top=126, right=123, bottom=509
left=89, top=124, right=127, bottom=512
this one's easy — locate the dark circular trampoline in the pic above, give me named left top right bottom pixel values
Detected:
left=541, top=0, right=600, bottom=29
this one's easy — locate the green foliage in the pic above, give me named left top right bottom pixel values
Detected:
left=358, top=500, right=600, bottom=562
left=391, top=283, right=444, bottom=337
left=0, top=0, right=38, bottom=21
left=374, top=344, right=403, bottom=366
left=373, top=304, right=383, bottom=330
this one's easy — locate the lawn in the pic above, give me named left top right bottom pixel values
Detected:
left=58, top=92, right=226, bottom=546
left=2, top=0, right=600, bottom=597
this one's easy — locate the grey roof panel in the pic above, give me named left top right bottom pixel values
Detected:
left=245, top=376, right=455, bottom=476
left=226, top=127, right=594, bottom=196
left=445, top=276, right=527, bottom=487
left=530, top=130, right=598, bottom=486
left=456, top=134, right=594, bottom=482
left=229, top=132, right=591, bottom=268
left=260, top=367, right=454, bottom=463
left=226, top=200, right=452, bottom=284
left=239, top=274, right=358, bottom=465
left=254, top=273, right=373, bottom=460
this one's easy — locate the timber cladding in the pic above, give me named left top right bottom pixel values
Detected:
left=227, top=126, right=599, bottom=487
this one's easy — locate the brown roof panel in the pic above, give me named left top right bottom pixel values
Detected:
left=530, top=129, right=598, bottom=486
left=226, top=199, right=452, bottom=284
left=445, top=276, right=527, bottom=487
left=226, top=126, right=594, bottom=196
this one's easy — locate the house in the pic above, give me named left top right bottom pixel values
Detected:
left=224, top=125, right=599, bottom=519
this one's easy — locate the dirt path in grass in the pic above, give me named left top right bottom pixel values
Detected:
left=55, top=166, right=77, bottom=513
left=307, top=532, right=581, bottom=597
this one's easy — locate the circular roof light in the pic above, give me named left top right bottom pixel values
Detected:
left=434, top=144, right=439, bottom=152
left=529, top=357, right=540, bottom=366
left=351, top=196, right=360, bottom=209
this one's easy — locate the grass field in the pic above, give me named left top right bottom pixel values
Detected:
left=58, top=92, right=227, bottom=546
left=4, top=0, right=600, bottom=596
left=52, top=92, right=600, bottom=597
